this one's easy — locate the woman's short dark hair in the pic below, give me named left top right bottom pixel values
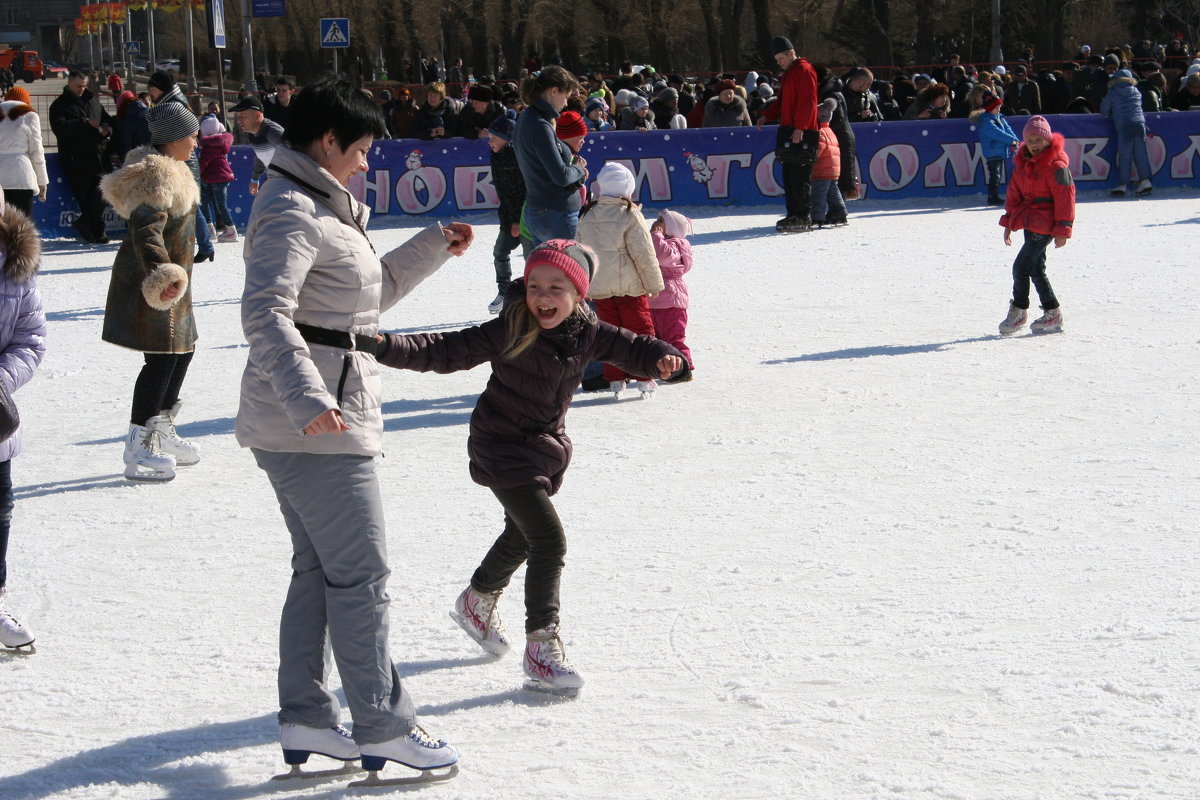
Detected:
left=282, top=75, right=386, bottom=150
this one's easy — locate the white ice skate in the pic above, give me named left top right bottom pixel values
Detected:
left=353, top=726, right=459, bottom=787
left=273, top=724, right=362, bottom=780
left=998, top=303, right=1028, bottom=336
left=147, top=402, right=200, bottom=466
left=450, top=585, right=511, bottom=656
left=487, top=292, right=504, bottom=314
left=218, top=226, right=239, bottom=243
left=610, top=380, right=625, bottom=399
left=0, top=588, right=35, bottom=651
left=123, top=424, right=176, bottom=482
left=1030, top=306, right=1063, bottom=334
left=636, top=379, right=657, bottom=399
left=523, top=625, right=583, bottom=697
left=1135, top=179, right=1153, bottom=197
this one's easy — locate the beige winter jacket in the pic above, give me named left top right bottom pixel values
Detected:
left=235, top=144, right=453, bottom=456
left=576, top=197, right=663, bottom=300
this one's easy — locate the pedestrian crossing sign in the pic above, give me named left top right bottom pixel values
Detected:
left=320, top=18, right=350, bottom=48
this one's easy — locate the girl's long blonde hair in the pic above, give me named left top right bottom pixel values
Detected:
left=502, top=294, right=595, bottom=360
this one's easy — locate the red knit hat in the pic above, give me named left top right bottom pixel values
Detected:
left=3, top=86, right=31, bottom=105
left=555, top=110, right=587, bottom=140
left=980, top=89, right=1002, bottom=113
left=525, top=239, right=597, bottom=298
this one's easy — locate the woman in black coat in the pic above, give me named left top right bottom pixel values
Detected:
left=816, top=65, right=861, bottom=200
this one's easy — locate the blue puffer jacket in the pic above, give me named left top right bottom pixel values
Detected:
left=972, top=109, right=1019, bottom=159
left=513, top=99, right=586, bottom=213
left=1101, top=73, right=1146, bottom=126
left=0, top=205, right=47, bottom=462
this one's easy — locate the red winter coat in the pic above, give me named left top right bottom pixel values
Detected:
left=999, top=132, right=1075, bottom=239
left=199, top=132, right=234, bottom=185
left=811, top=123, right=841, bottom=181
left=760, top=57, right=818, bottom=131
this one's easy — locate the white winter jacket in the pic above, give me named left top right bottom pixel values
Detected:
left=236, top=144, right=453, bottom=456
left=576, top=197, right=664, bottom=300
left=0, top=102, right=48, bottom=192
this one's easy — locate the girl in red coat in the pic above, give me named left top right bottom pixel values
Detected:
left=810, top=98, right=848, bottom=227
left=998, top=115, right=1074, bottom=335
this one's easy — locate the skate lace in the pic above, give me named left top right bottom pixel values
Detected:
left=408, top=725, right=445, bottom=748
left=0, top=604, right=23, bottom=628
left=141, top=426, right=168, bottom=453
left=472, top=588, right=503, bottom=631
left=529, top=629, right=575, bottom=670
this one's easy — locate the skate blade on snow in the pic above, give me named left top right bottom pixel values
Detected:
left=349, top=763, right=459, bottom=788
left=271, top=762, right=362, bottom=781
left=1030, top=326, right=1063, bottom=335
left=448, top=609, right=507, bottom=657
left=523, top=678, right=581, bottom=698
left=124, top=463, right=176, bottom=482
left=2, top=641, right=36, bottom=654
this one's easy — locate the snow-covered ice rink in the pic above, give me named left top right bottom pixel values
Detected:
left=1, top=192, right=1198, bottom=799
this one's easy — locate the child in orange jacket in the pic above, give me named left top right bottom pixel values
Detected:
left=810, top=98, right=847, bottom=227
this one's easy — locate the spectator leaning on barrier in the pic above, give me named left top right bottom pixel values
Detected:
left=231, top=94, right=284, bottom=197
left=1003, top=64, right=1042, bottom=114
left=458, top=85, right=505, bottom=140
left=843, top=68, right=883, bottom=123
left=702, top=80, right=751, bottom=127
left=903, top=81, right=951, bottom=120
left=413, top=82, right=461, bottom=140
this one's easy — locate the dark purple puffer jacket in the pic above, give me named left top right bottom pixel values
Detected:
left=377, top=302, right=687, bottom=495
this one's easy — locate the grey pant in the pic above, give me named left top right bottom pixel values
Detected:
left=252, top=449, right=416, bottom=744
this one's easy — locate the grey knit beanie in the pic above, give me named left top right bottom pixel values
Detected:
left=147, top=102, right=199, bottom=145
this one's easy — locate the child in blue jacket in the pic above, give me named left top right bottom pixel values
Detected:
left=971, top=88, right=1019, bottom=205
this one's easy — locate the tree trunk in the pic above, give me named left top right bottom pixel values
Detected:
left=717, top=0, right=746, bottom=73
left=748, top=0, right=771, bottom=66
left=696, top=0, right=723, bottom=71
left=647, top=0, right=672, bottom=71
left=464, top=0, right=489, bottom=75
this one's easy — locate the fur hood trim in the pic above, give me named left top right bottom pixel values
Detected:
left=100, top=145, right=200, bottom=220
left=968, top=107, right=987, bottom=122
left=0, top=205, right=41, bottom=283
left=1, top=100, right=35, bottom=121
left=1108, top=75, right=1138, bottom=89
left=1016, top=132, right=1067, bottom=169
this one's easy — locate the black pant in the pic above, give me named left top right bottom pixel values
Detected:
left=1011, top=231, right=1059, bottom=310
left=2, top=189, right=34, bottom=217
left=64, top=166, right=107, bottom=240
left=986, top=158, right=1004, bottom=200
left=131, top=352, right=194, bottom=426
left=0, top=460, right=12, bottom=589
left=472, top=484, right=567, bottom=633
left=782, top=160, right=814, bottom=220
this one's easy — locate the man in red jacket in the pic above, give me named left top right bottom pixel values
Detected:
left=758, top=36, right=819, bottom=232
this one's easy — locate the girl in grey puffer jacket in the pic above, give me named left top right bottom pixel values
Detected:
left=1101, top=69, right=1153, bottom=196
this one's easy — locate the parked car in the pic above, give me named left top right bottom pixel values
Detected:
left=42, top=60, right=69, bottom=79
left=154, top=58, right=181, bottom=72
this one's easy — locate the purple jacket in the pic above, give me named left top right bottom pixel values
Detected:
left=199, top=132, right=235, bottom=184
left=378, top=294, right=687, bottom=494
left=647, top=232, right=693, bottom=310
left=0, top=206, right=47, bottom=461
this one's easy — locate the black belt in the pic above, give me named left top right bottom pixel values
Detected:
left=295, top=323, right=376, bottom=353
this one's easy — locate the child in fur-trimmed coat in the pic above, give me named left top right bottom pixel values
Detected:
left=0, top=194, right=47, bottom=650
left=997, top=115, right=1074, bottom=336
left=810, top=98, right=848, bottom=227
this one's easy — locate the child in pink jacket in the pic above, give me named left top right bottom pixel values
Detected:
left=648, top=209, right=694, bottom=373
left=198, top=115, right=237, bottom=242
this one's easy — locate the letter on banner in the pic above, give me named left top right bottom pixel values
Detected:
left=703, top=154, right=752, bottom=199
left=1168, top=134, right=1200, bottom=179
left=608, top=158, right=672, bottom=201
left=925, top=142, right=987, bottom=188
left=359, top=170, right=391, bottom=213
left=754, top=153, right=784, bottom=197
left=395, top=155, right=448, bottom=214
left=868, top=144, right=919, bottom=191
left=454, top=166, right=499, bottom=210
left=1061, top=137, right=1110, bottom=181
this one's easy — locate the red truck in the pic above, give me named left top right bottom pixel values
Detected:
left=0, top=48, right=46, bottom=82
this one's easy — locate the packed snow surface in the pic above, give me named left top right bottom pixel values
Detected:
left=1, top=193, right=1198, bottom=799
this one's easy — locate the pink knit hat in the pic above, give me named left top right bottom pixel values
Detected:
left=1022, top=115, right=1053, bottom=141
left=657, top=209, right=693, bottom=239
left=525, top=239, right=598, bottom=298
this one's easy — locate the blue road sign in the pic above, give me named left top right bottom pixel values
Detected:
left=124, top=41, right=141, bottom=56
left=252, top=0, right=286, bottom=18
left=320, top=18, right=350, bottom=48
left=207, top=0, right=228, bottom=49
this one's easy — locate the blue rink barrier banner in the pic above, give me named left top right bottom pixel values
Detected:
left=34, top=112, right=1200, bottom=236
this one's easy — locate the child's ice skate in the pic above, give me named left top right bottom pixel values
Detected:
left=0, top=588, right=35, bottom=652
left=523, top=624, right=583, bottom=697
left=123, top=424, right=176, bottom=482
left=998, top=303, right=1028, bottom=336
left=610, top=380, right=625, bottom=399
left=487, top=292, right=504, bottom=315
left=450, top=585, right=511, bottom=656
left=1030, top=306, right=1063, bottom=334
left=273, top=723, right=362, bottom=780
left=1135, top=179, right=1152, bottom=196
left=218, top=226, right=239, bottom=243
left=352, top=726, right=459, bottom=787
left=635, top=379, right=657, bottom=399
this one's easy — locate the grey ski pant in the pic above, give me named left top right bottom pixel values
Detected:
left=252, top=449, right=416, bottom=745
